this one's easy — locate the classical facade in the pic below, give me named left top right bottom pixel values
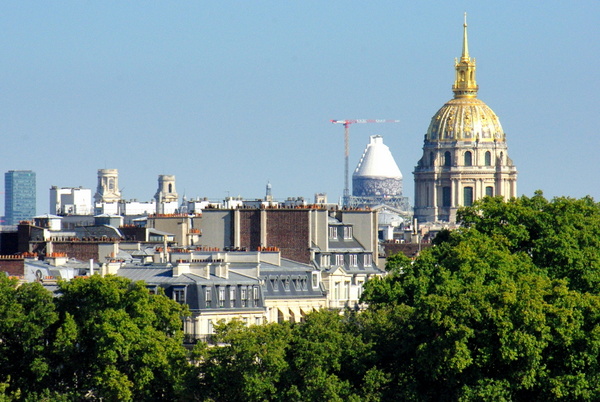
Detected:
left=413, top=17, right=517, bottom=223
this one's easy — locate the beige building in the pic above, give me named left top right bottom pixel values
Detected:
left=413, top=17, right=517, bottom=223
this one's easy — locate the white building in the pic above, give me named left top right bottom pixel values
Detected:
left=49, top=186, right=93, bottom=215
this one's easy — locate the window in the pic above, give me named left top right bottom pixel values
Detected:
left=334, top=282, right=340, bottom=299
left=485, top=151, right=492, bottom=166
left=343, top=226, right=352, bottom=239
left=253, top=286, right=259, bottom=304
left=442, top=186, right=451, bottom=207
left=464, top=187, right=474, bottom=207
left=345, top=281, right=350, bottom=300
left=335, top=254, right=344, bottom=266
left=241, top=288, right=247, bottom=307
left=205, top=288, right=212, bottom=307
left=173, top=288, right=185, bottom=304
left=255, top=317, right=262, bottom=326
left=329, top=227, right=337, bottom=239
left=219, top=288, right=225, bottom=307
left=444, top=151, right=451, bottom=167
left=429, top=151, right=435, bottom=166
left=321, top=254, right=330, bottom=267
left=284, top=277, right=290, bottom=290
left=208, top=319, right=214, bottom=334
left=363, top=254, right=372, bottom=267
left=486, top=186, right=494, bottom=197
left=350, top=254, right=358, bottom=266
left=464, top=151, right=472, bottom=166
left=312, top=272, right=319, bottom=288
left=230, top=287, right=236, bottom=306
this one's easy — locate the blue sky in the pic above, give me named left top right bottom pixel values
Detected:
left=1, top=2, right=599, bottom=214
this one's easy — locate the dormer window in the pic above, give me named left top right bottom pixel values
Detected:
left=205, top=287, right=212, bottom=308
left=241, top=288, right=247, bottom=307
left=343, top=227, right=353, bottom=239
left=218, top=287, right=225, bottom=308
left=350, top=254, right=358, bottom=267
left=230, top=287, right=236, bottom=306
left=312, top=271, right=320, bottom=288
left=173, top=288, right=185, bottom=304
left=363, top=254, right=372, bottom=267
left=335, top=254, right=344, bottom=266
left=329, top=227, right=337, bottom=239
left=321, top=254, right=330, bottom=267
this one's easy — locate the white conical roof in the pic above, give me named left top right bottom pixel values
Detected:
left=353, top=135, right=402, bottom=179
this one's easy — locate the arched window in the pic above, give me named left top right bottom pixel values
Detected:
left=464, top=151, right=472, bottom=166
left=168, top=183, right=173, bottom=193
left=499, top=152, right=504, bottom=164
left=485, top=186, right=494, bottom=197
left=485, top=151, right=492, bottom=166
left=444, top=151, right=451, bottom=167
left=429, top=152, right=434, bottom=166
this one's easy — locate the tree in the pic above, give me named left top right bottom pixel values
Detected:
left=0, top=275, right=57, bottom=396
left=458, top=192, right=600, bottom=293
left=192, top=320, right=293, bottom=401
left=51, top=275, right=190, bottom=401
left=282, top=310, right=387, bottom=402
left=360, top=194, right=600, bottom=400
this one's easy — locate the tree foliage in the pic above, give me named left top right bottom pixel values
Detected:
left=358, top=193, right=600, bottom=400
left=1, top=193, right=599, bottom=401
left=0, top=274, right=190, bottom=401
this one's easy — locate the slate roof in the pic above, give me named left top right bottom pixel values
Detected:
left=260, top=258, right=326, bottom=299
left=73, top=225, right=123, bottom=239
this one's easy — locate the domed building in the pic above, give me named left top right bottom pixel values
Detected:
left=413, top=17, right=518, bottom=223
left=350, top=135, right=410, bottom=212
left=353, top=135, right=403, bottom=197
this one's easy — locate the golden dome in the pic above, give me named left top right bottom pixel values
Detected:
left=426, top=97, right=504, bottom=142
left=426, top=14, right=505, bottom=143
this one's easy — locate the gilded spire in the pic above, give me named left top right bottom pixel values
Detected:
left=453, top=13, right=478, bottom=98
left=462, top=12, right=469, bottom=60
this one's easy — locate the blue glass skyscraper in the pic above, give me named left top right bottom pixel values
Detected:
left=4, top=170, right=36, bottom=225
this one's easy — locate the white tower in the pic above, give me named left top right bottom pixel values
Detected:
left=94, top=169, right=121, bottom=203
left=155, top=175, right=179, bottom=214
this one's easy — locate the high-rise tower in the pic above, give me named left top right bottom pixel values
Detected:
left=4, top=170, right=36, bottom=225
left=413, top=16, right=518, bottom=223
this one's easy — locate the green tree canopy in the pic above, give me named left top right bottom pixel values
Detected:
left=52, top=275, right=190, bottom=401
left=360, top=194, right=600, bottom=400
left=458, top=192, right=600, bottom=293
left=0, top=276, right=57, bottom=397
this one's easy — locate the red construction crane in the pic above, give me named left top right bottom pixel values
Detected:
left=330, top=119, right=400, bottom=206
